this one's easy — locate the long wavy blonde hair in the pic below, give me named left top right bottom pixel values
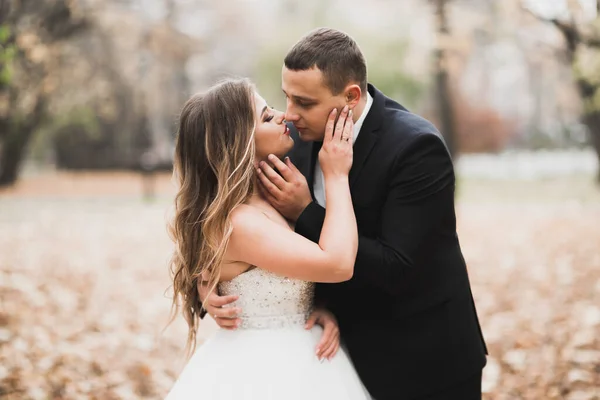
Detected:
left=168, top=78, right=257, bottom=355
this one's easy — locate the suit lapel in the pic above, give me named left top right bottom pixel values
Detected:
left=307, top=142, right=321, bottom=197
left=349, top=84, right=384, bottom=189
left=349, top=132, right=378, bottom=189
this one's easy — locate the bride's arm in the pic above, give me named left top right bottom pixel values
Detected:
left=228, top=202, right=353, bottom=283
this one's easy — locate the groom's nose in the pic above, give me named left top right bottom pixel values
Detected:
left=284, top=111, right=299, bottom=122
left=284, top=100, right=300, bottom=122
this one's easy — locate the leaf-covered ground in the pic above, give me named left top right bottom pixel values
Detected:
left=1, top=172, right=599, bottom=399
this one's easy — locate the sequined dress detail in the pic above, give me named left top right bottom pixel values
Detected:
left=166, top=268, right=372, bottom=400
left=218, top=268, right=314, bottom=329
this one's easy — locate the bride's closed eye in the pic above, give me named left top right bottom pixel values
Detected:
left=263, top=106, right=276, bottom=122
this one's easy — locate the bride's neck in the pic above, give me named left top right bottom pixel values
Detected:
left=249, top=157, right=267, bottom=202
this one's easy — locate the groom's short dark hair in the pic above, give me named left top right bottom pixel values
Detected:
left=284, top=28, right=367, bottom=95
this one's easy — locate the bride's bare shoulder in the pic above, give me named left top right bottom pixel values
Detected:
left=231, top=204, right=263, bottom=220
left=229, top=204, right=270, bottom=234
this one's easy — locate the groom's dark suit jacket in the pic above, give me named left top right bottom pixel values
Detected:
left=287, top=84, right=487, bottom=400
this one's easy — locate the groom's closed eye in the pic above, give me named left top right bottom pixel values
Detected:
left=291, top=96, right=316, bottom=107
left=296, top=100, right=315, bottom=109
left=283, top=91, right=316, bottom=109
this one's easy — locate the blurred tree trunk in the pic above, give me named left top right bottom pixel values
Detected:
left=0, top=97, right=46, bottom=186
left=0, top=3, right=16, bottom=186
left=0, top=0, right=88, bottom=187
left=560, top=24, right=600, bottom=183
left=525, top=3, right=600, bottom=182
left=583, top=102, right=600, bottom=183
left=433, top=0, right=458, bottom=159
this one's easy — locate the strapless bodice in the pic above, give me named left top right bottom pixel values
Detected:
left=218, top=268, right=314, bottom=329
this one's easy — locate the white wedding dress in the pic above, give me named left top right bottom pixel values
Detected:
left=166, top=268, right=372, bottom=399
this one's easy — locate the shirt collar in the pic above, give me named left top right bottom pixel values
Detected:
left=352, top=91, right=373, bottom=144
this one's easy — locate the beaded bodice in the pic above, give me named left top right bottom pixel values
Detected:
left=218, top=268, right=314, bottom=329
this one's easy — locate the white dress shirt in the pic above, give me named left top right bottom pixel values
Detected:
left=313, top=92, right=373, bottom=207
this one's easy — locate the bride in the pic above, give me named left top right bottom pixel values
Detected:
left=166, top=78, right=371, bottom=399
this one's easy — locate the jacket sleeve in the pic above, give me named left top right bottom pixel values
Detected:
left=295, top=132, right=455, bottom=296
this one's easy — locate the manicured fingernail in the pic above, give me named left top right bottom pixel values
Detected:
left=315, top=347, right=321, bottom=354
left=349, top=110, right=353, bottom=118
left=285, top=156, right=290, bottom=161
left=332, top=108, right=337, bottom=115
left=268, top=154, right=276, bottom=160
left=343, top=105, right=349, bottom=112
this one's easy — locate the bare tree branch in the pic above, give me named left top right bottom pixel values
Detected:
left=521, top=0, right=600, bottom=183
left=584, top=36, right=600, bottom=48
left=521, top=2, right=600, bottom=49
left=519, top=2, right=596, bottom=56
left=550, top=18, right=581, bottom=53
left=520, top=3, right=554, bottom=23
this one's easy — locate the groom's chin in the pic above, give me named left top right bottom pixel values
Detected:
left=287, top=122, right=320, bottom=142
left=297, top=130, right=317, bottom=142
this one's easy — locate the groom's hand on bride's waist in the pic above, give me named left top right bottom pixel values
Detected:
left=197, top=280, right=242, bottom=330
left=257, top=154, right=312, bottom=222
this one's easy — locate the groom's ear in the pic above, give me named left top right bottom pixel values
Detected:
left=344, top=84, right=362, bottom=110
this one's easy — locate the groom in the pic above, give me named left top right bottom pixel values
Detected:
left=203, top=28, right=487, bottom=399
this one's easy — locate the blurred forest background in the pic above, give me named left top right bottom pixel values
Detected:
left=0, top=0, right=599, bottom=399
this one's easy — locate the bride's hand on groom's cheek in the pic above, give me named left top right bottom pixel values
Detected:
left=305, top=308, right=340, bottom=362
left=257, top=155, right=312, bottom=222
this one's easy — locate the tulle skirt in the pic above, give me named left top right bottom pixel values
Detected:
left=166, top=326, right=372, bottom=399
